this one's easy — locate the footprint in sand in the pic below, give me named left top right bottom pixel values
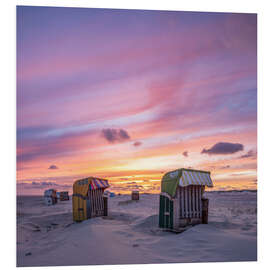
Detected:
left=114, top=230, right=134, bottom=237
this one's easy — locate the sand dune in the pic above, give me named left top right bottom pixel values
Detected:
left=17, top=192, right=257, bottom=266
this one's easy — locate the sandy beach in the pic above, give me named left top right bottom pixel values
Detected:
left=17, top=191, right=257, bottom=267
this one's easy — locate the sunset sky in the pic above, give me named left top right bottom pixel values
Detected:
left=17, top=6, right=257, bottom=195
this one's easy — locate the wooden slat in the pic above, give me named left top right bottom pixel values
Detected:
left=178, top=188, right=180, bottom=219
left=181, top=188, right=184, bottom=218
left=93, top=190, right=96, bottom=216
left=96, top=189, right=98, bottom=214
left=101, top=190, right=104, bottom=212
left=164, top=197, right=167, bottom=228
left=194, top=186, right=197, bottom=218
left=96, top=189, right=99, bottom=215
left=99, top=190, right=102, bottom=215
left=193, top=186, right=197, bottom=217
left=179, top=188, right=182, bottom=219
left=196, top=186, right=199, bottom=218
left=95, top=189, right=98, bottom=215
left=97, top=189, right=100, bottom=215
left=97, top=190, right=100, bottom=215
left=191, top=186, right=194, bottom=218
left=184, top=187, right=188, bottom=218
left=100, top=190, right=103, bottom=215
left=90, top=190, right=93, bottom=216
left=91, top=190, right=94, bottom=216
left=183, top=187, right=187, bottom=218
left=186, top=186, right=190, bottom=217
left=103, top=196, right=108, bottom=216
left=78, top=197, right=81, bottom=220
left=193, top=185, right=196, bottom=218
left=188, top=186, right=191, bottom=218
left=168, top=198, right=171, bottom=229
left=198, top=186, right=202, bottom=218
left=174, top=189, right=179, bottom=229
left=178, top=188, right=181, bottom=219
left=197, top=187, right=199, bottom=217
left=187, top=186, right=191, bottom=217
left=184, top=187, right=186, bottom=218
left=192, top=186, right=194, bottom=218
left=190, top=185, right=194, bottom=217
left=178, top=189, right=180, bottom=218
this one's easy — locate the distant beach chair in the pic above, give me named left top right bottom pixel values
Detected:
left=59, top=191, right=69, bottom=201
left=44, top=189, right=58, bottom=206
left=159, top=168, right=213, bottom=231
left=104, top=190, right=115, bottom=197
left=72, top=177, right=109, bottom=222
left=109, top=192, right=115, bottom=198
left=131, top=190, right=139, bottom=201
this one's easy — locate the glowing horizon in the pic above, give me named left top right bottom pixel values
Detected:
left=17, top=7, right=257, bottom=195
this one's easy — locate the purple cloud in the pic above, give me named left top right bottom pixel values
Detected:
left=101, top=128, right=130, bottom=143
left=201, top=142, right=244, bottom=155
left=48, top=165, right=58, bottom=170
left=133, top=141, right=142, bottom=147
left=182, top=151, right=188, bottom=157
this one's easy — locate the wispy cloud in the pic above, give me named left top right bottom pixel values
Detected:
left=219, top=165, right=230, bottom=169
left=17, top=181, right=71, bottom=190
left=240, top=150, right=257, bottom=159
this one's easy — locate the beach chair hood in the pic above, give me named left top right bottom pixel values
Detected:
left=161, top=168, right=214, bottom=197
left=73, top=177, right=109, bottom=196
